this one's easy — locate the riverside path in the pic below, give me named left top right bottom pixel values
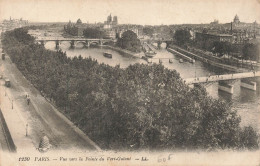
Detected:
left=0, top=47, right=100, bottom=152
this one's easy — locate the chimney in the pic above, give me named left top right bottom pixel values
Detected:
left=230, top=22, right=232, bottom=34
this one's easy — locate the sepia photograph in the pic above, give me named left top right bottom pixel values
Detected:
left=0, top=0, right=259, bottom=165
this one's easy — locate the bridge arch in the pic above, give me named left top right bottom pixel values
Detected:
left=88, top=41, right=99, bottom=46
left=75, top=41, right=88, bottom=47
left=102, top=41, right=111, bottom=45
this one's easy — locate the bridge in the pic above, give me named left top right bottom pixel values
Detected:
left=35, top=37, right=115, bottom=49
left=140, top=38, right=173, bottom=49
left=184, top=71, right=260, bottom=94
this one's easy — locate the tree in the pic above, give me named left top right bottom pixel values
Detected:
left=212, top=41, right=232, bottom=57
left=116, top=30, right=141, bottom=52
left=174, top=29, right=191, bottom=46
left=2, top=27, right=259, bottom=151
left=143, top=27, right=154, bottom=37
left=83, top=28, right=105, bottom=39
left=242, top=43, right=259, bottom=61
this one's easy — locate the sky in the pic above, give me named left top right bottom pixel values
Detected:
left=0, top=0, right=260, bottom=25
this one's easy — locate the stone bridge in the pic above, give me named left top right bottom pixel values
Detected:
left=35, top=37, right=115, bottom=49
left=140, top=38, right=173, bottom=49
left=184, top=71, right=260, bottom=94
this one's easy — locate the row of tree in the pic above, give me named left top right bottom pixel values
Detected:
left=83, top=28, right=105, bottom=39
left=116, top=30, right=142, bottom=53
left=1, top=28, right=258, bottom=150
left=174, top=29, right=260, bottom=61
left=64, top=25, right=80, bottom=36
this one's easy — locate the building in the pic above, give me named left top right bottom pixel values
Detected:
left=1, top=17, right=28, bottom=32
left=210, top=19, right=219, bottom=25
left=195, top=32, right=233, bottom=50
left=229, top=14, right=260, bottom=43
left=104, top=29, right=116, bottom=39
left=233, top=14, right=240, bottom=24
left=103, top=14, right=118, bottom=38
left=64, top=19, right=85, bottom=37
left=104, top=14, right=118, bottom=29
left=112, top=16, right=118, bottom=25
left=196, top=32, right=233, bottom=43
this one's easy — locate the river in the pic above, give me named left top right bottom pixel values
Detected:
left=45, top=41, right=260, bottom=133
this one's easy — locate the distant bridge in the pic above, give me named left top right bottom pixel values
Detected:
left=35, top=37, right=115, bottom=48
left=184, top=71, right=260, bottom=84
left=184, top=71, right=260, bottom=93
left=140, top=38, right=173, bottom=49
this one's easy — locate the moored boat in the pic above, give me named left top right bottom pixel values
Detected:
left=103, top=52, right=112, bottom=58
left=145, top=51, right=156, bottom=58
left=190, top=59, right=195, bottom=63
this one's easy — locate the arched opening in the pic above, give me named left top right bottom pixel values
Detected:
left=75, top=41, right=87, bottom=48
left=89, top=41, right=99, bottom=47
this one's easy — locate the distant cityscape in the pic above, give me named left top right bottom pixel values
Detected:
left=1, top=14, right=260, bottom=46
left=1, top=10, right=260, bottom=156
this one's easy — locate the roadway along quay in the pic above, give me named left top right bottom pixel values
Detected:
left=0, top=47, right=100, bottom=152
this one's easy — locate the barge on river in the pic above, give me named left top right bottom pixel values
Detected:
left=103, top=52, right=112, bottom=58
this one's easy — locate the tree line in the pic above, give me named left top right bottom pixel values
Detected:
left=174, top=29, right=260, bottom=61
left=1, top=28, right=258, bottom=150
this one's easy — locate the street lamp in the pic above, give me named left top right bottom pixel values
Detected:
left=26, top=124, right=28, bottom=136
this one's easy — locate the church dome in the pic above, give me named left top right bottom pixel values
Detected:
left=234, top=14, right=239, bottom=23
left=76, top=19, right=82, bottom=24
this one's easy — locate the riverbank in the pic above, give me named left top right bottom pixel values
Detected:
left=102, top=45, right=144, bottom=59
left=168, top=45, right=250, bottom=73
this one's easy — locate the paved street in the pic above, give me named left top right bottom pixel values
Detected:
left=0, top=49, right=100, bottom=152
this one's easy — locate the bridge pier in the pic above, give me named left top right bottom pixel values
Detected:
left=157, top=41, right=162, bottom=49
left=166, top=41, right=170, bottom=49
left=70, top=41, right=75, bottom=49
left=55, top=40, right=60, bottom=49
left=99, top=40, right=103, bottom=46
left=40, top=40, right=45, bottom=46
left=218, top=81, right=234, bottom=94
left=85, top=41, right=90, bottom=47
left=240, top=78, right=257, bottom=91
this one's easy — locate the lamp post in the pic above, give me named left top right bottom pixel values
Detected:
left=26, top=124, right=28, bottom=136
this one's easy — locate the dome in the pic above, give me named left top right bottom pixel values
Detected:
left=76, top=19, right=82, bottom=24
left=234, top=14, right=239, bottom=20
left=233, top=14, right=240, bottom=24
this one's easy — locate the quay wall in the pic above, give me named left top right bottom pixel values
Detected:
left=167, top=48, right=194, bottom=62
left=0, top=108, right=16, bottom=152
left=169, top=45, right=248, bottom=73
left=102, top=45, right=143, bottom=58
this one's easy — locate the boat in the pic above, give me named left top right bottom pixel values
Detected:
left=189, top=59, right=195, bottom=63
left=169, top=59, right=173, bottom=63
left=103, top=52, right=112, bottom=58
left=179, top=59, right=184, bottom=63
left=147, top=58, right=152, bottom=63
left=145, top=51, right=157, bottom=58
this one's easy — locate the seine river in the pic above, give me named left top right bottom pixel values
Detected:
left=45, top=42, right=260, bottom=133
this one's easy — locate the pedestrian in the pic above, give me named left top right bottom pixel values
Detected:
left=26, top=95, right=30, bottom=105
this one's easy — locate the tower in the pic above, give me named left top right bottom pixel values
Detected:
left=113, top=16, right=118, bottom=25
left=107, top=14, right=112, bottom=23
